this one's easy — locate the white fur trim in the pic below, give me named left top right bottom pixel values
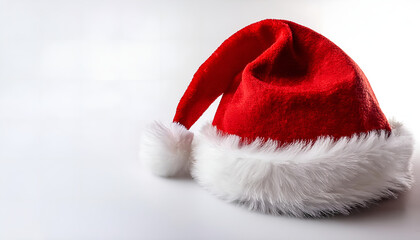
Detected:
left=191, top=120, right=414, bottom=217
left=140, top=122, right=193, bottom=177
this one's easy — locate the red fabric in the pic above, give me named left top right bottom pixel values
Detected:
left=173, top=19, right=390, bottom=144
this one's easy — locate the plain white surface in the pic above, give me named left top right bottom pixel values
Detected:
left=1, top=0, right=420, bottom=239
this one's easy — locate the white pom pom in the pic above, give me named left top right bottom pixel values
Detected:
left=140, top=122, right=194, bottom=177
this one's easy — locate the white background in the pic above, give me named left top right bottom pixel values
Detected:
left=1, top=0, right=420, bottom=239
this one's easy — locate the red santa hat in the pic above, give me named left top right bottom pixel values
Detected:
left=140, top=19, right=414, bottom=217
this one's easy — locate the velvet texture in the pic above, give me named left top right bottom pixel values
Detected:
left=173, top=19, right=390, bottom=144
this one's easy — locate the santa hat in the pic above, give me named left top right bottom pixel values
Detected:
left=140, top=19, right=414, bottom=217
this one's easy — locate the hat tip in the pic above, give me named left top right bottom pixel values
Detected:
left=140, top=122, right=193, bottom=177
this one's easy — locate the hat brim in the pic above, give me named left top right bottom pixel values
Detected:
left=191, top=120, right=414, bottom=217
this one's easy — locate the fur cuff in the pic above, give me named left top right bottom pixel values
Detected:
left=191, top=120, right=414, bottom=217
left=140, top=122, right=193, bottom=177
